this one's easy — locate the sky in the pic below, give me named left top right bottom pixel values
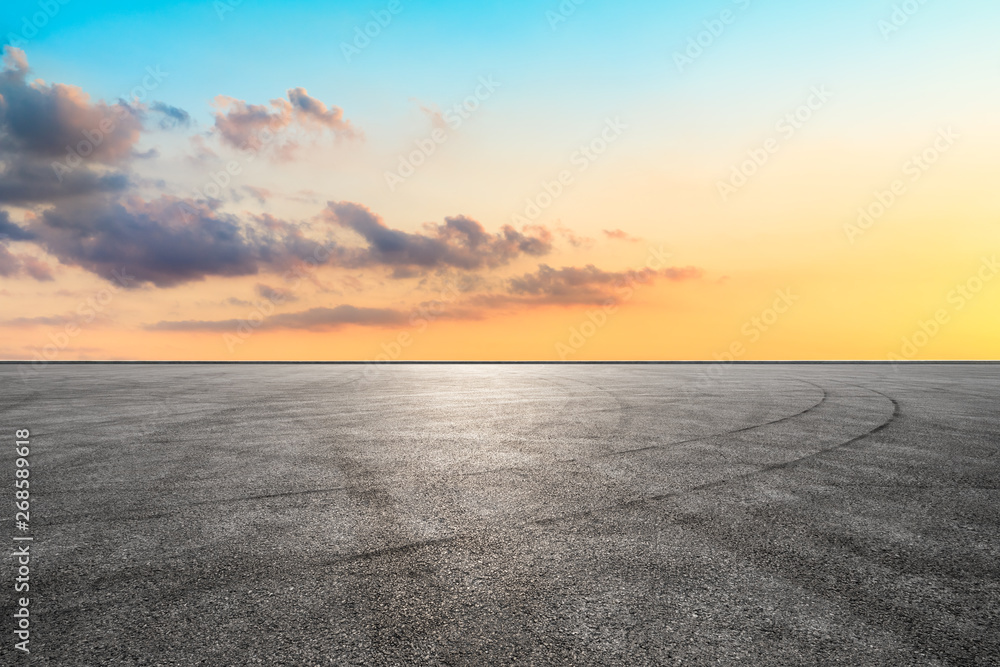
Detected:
left=0, top=0, right=998, bottom=361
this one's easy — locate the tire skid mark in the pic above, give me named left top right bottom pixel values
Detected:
left=24, top=375, right=902, bottom=574
left=457, top=467, right=531, bottom=479
left=824, top=483, right=1000, bottom=490
left=530, top=382, right=898, bottom=528
left=759, top=386, right=899, bottom=474
left=0, top=390, right=41, bottom=416
left=125, top=380, right=896, bottom=566
left=319, top=535, right=460, bottom=567
left=610, top=379, right=828, bottom=457
left=42, top=383, right=900, bottom=568
left=34, top=486, right=354, bottom=526
left=447, top=379, right=828, bottom=481
left=840, top=378, right=1000, bottom=460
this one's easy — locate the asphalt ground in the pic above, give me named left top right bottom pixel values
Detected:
left=1, top=363, right=998, bottom=665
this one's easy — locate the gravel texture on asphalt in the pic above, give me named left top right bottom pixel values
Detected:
left=1, top=363, right=998, bottom=665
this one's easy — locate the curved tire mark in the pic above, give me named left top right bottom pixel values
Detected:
left=530, top=382, right=898, bottom=527
left=758, top=385, right=899, bottom=474
left=610, top=379, right=828, bottom=457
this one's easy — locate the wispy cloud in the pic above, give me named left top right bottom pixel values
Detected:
left=150, top=101, right=191, bottom=129
left=603, top=229, right=641, bottom=242
left=500, top=263, right=702, bottom=305
left=148, top=304, right=407, bottom=332
left=210, top=87, right=359, bottom=159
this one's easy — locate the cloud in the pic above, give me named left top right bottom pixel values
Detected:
left=211, top=95, right=291, bottom=149
left=0, top=48, right=135, bottom=206
left=287, top=87, right=355, bottom=134
left=150, top=102, right=191, bottom=129
left=0, top=211, right=52, bottom=281
left=0, top=54, right=663, bottom=304
left=0, top=244, right=23, bottom=277
left=0, top=210, right=34, bottom=241
left=413, top=100, right=448, bottom=130
left=603, top=229, right=641, bottom=242
left=6, top=188, right=559, bottom=288
left=210, top=87, right=358, bottom=157
left=142, top=260, right=702, bottom=332
left=256, top=282, right=297, bottom=303
left=326, top=201, right=553, bottom=275
left=556, top=224, right=592, bottom=248
left=504, top=263, right=702, bottom=305
left=243, top=185, right=272, bottom=205
left=24, top=196, right=335, bottom=287
left=1, top=314, right=74, bottom=327
left=187, top=134, right=218, bottom=164
left=0, top=155, right=129, bottom=204
left=660, top=267, right=702, bottom=281
left=2, top=46, right=28, bottom=74
left=18, top=254, right=54, bottom=281
left=0, top=46, right=143, bottom=165
left=147, top=304, right=407, bottom=332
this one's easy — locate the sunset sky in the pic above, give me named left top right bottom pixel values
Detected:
left=1, top=0, right=997, bottom=361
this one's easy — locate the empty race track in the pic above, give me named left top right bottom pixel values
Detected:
left=1, top=364, right=998, bottom=665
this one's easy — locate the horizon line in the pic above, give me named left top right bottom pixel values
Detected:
left=1, top=360, right=999, bottom=365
